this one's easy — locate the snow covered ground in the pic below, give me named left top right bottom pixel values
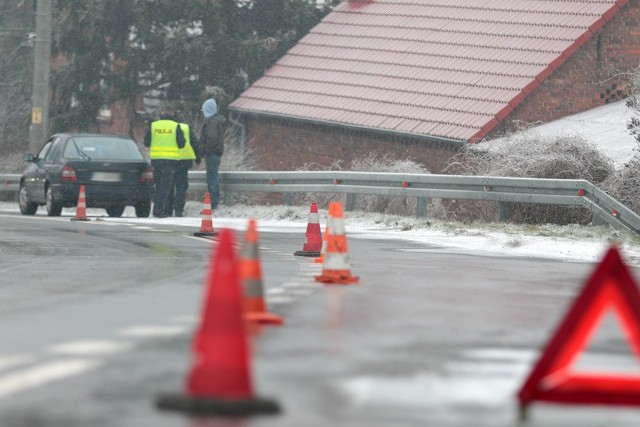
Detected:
left=488, top=99, right=638, bottom=167
left=3, top=200, right=640, bottom=268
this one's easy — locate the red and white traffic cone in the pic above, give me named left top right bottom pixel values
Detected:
left=71, top=185, right=90, bottom=221
left=315, top=202, right=359, bottom=285
left=294, top=202, right=322, bottom=257
left=194, top=192, right=218, bottom=237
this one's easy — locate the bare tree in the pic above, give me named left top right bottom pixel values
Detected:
left=627, top=64, right=640, bottom=147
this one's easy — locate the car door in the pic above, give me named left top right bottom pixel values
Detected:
left=32, top=136, right=62, bottom=203
left=23, top=138, right=53, bottom=203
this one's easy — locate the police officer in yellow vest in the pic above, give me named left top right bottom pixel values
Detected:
left=171, top=120, right=200, bottom=217
left=144, top=105, right=188, bottom=218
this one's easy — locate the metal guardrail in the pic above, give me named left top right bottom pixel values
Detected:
left=3, top=171, right=640, bottom=233
left=0, top=174, right=20, bottom=195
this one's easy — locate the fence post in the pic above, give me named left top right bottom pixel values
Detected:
left=417, top=197, right=428, bottom=218
left=345, top=193, right=356, bottom=211
left=498, top=202, right=509, bottom=222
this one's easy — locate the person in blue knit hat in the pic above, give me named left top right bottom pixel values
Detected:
left=199, top=98, right=227, bottom=210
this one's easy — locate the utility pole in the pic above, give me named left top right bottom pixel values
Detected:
left=29, top=0, right=52, bottom=153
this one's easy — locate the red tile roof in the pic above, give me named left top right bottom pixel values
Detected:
left=229, top=0, right=628, bottom=143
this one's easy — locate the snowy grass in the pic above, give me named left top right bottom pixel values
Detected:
left=3, top=199, right=640, bottom=265
left=208, top=201, right=640, bottom=249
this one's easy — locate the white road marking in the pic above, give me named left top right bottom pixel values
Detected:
left=282, top=281, right=317, bottom=288
left=117, top=325, right=188, bottom=338
left=0, top=355, right=35, bottom=372
left=286, top=288, right=315, bottom=296
left=47, top=340, right=131, bottom=356
left=182, top=235, right=216, bottom=244
left=168, top=315, right=198, bottom=325
left=0, top=359, right=100, bottom=399
left=299, top=272, right=321, bottom=279
left=266, top=295, right=296, bottom=304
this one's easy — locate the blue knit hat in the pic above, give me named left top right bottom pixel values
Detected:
left=202, top=98, right=217, bottom=118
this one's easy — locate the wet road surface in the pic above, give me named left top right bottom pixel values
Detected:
left=0, top=212, right=639, bottom=426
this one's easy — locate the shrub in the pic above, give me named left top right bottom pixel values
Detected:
left=349, top=153, right=432, bottom=215
left=295, top=153, right=439, bottom=216
left=602, top=154, right=640, bottom=214
left=447, top=130, right=615, bottom=225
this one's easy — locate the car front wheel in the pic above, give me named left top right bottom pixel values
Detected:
left=46, top=186, right=62, bottom=216
left=19, top=183, right=38, bottom=215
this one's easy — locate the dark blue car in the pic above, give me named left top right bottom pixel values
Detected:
left=19, top=133, right=154, bottom=217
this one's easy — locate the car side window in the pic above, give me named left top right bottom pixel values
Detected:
left=44, top=138, right=62, bottom=163
left=36, top=141, right=52, bottom=161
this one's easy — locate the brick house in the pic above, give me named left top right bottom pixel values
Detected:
left=228, top=0, right=640, bottom=173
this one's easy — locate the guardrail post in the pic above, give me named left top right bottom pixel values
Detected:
left=417, top=197, right=428, bottom=218
left=345, top=193, right=356, bottom=211
left=592, top=214, right=605, bottom=226
left=283, top=193, right=294, bottom=206
left=223, top=189, right=234, bottom=206
left=498, top=202, right=509, bottom=222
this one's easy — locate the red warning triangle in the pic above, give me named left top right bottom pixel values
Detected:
left=518, top=245, right=640, bottom=410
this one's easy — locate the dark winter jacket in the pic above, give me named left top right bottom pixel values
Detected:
left=199, top=113, right=227, bottom=157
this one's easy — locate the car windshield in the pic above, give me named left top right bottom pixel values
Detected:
left=64, top=136, right=144, bottom=161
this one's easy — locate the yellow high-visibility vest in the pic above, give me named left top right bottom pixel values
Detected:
left=149, top=119, right=181, bottom=160
left=177, top=122, right=196, bottom=160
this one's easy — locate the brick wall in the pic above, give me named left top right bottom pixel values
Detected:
left=94, top=100, right=133, bottom=137
left=492, top=0, right=640, bottom=137
left=244, top=117, right=460, bottom=173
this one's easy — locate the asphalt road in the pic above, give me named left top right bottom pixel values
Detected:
left=1, top=211, right=640, bottom=427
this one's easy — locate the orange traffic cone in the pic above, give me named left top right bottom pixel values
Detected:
left=71, top=185, right=90, bottom=221
left=294, top=202, right=322, bottom=257
left=194, top=192, right=218, bottom=237
left=241, top=219, right=283, bottom=325
left=314, top=203, right=336, bottom=264
left=155, top=229, right=280, bottom=416
left=315, top=202, right=359, bottom=285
